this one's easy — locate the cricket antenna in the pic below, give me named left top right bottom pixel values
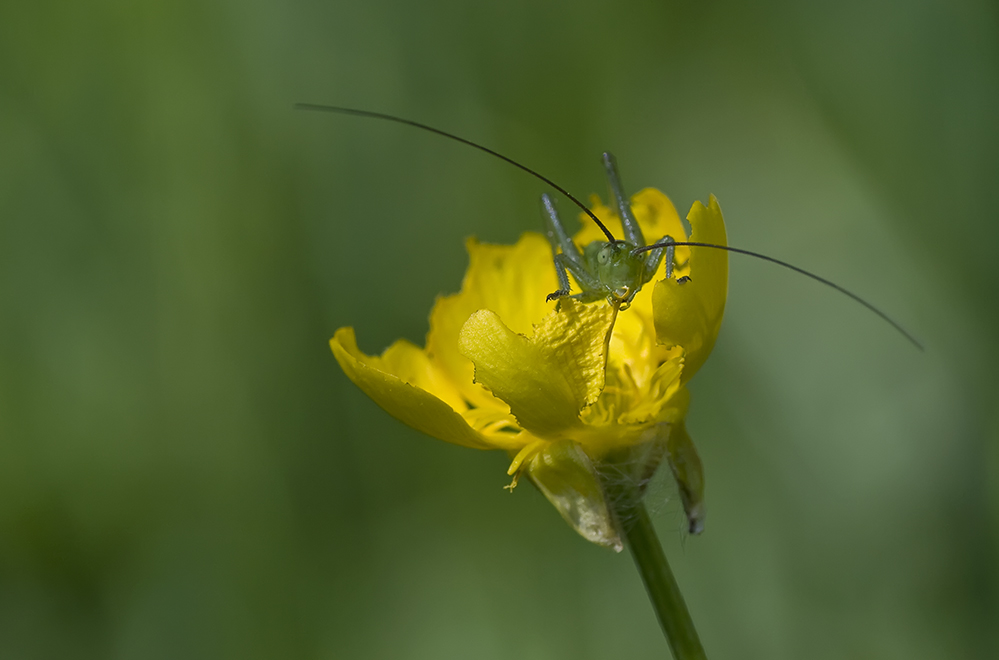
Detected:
left=633, top=240, right=924, bottom=351
left=294, top=103, right=618, bottom=242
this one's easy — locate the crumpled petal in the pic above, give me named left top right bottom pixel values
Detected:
left=331, top=327, right=512, bottom=450
left=458, top=298, right=617, bottom=437
left=652, top=195, right=728, bottom=382
left=428, top=234, right=557, bottom=409
left=526, top=439, right=622, bottom=551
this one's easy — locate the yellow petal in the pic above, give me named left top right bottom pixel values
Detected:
left=331, top=327, right=498, bottom=450
left=526, top=439, right=622, bottom=551
left=427, top=234, right=557, bottom=409
left=379, top=335, right=468, bottom=413
left=458, top=298, right=616, bottom=437
left=632, top=188, right=688, bottom=248
left=652, top=195, right=728, bottom=382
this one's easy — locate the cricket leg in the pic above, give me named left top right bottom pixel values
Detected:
left=540, top=193, right=583, bottom=263
left=642, top=234, right=675, bottom=282
left=547, top=253, right=602, bottom=302
left=602, top=152, right=644, bottom=246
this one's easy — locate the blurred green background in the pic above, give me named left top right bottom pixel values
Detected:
left=2, top=0, right=997, bottom=658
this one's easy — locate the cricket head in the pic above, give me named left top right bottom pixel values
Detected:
left=585, top=240, right=646, bottom=304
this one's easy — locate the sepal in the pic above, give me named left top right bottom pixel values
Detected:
left=527, top=439, right=623, bottom=551
left=665, top=420, right=706, bottom=534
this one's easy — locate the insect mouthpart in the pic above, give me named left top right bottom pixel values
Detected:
left=612, top=285, right=634, bottom=306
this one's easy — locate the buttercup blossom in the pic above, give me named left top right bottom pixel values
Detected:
left=332, top=188, right=727, bottom=549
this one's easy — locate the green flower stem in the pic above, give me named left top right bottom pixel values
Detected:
left=617, top=496, right=707, bottom=660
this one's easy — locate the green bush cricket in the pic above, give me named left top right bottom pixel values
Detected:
left=296, top=103, right=922, bottom=350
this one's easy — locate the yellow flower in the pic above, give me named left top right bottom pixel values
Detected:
left=331, top=188, right=727, bottom=549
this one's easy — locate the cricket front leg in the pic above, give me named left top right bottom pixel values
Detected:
left=547, top=253, right=602, bottom=302
left=642, top=234, right=675, bottom=283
